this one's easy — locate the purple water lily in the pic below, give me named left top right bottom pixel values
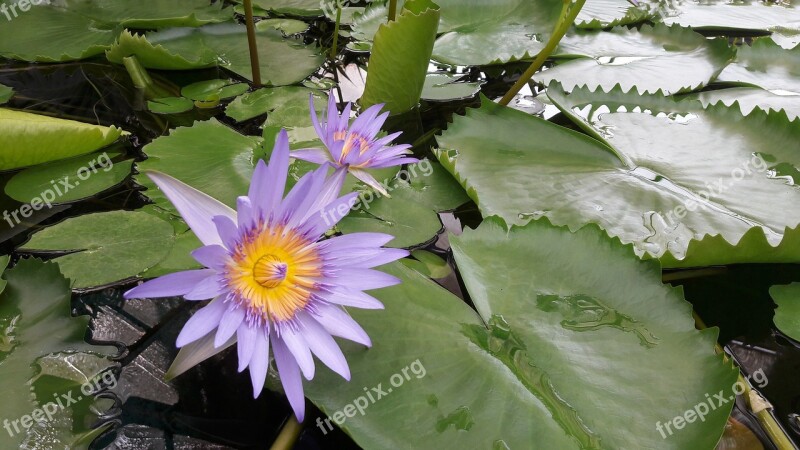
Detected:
left=291, top=94, right=418, bottom=195
left=124, top=130, right=407, bottom=421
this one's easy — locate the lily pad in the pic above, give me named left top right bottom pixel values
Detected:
left=338, top=195, right=443, bottom=248
left=770, top=283, right=800, bottom=342
left=0, top=109, right=125, bottom=171
left=63, top=0, right=233, bottom=28
left=136, top=118, right=263, bottom=210
left=0, top=257, right=115, bottom=449
left=19, top=211, right=175, bottom=289
left=400, top=249, right=452, bottom=278
left=106, top=23, right=324, bottom=86
left=576, top=0, right=655, bottom=29
left=0, top=84, right=13, bottom=104
left=361, top=0, right=441, bottom=113
left=537, top=24, right=734, bottom=94
left=234, top=0, right=323, bottom=17
left=661, top=0, right=800, bottom=34
left=421, top=73, right=483, bottom=102
left=716, top=38, right=800, bottom=95
left=147, top=96, right=196, bottom=114
left=0, top=2, right=118, bottom=62
left=5, top=150, right=133, bottom=205
left=298, top=219, right=737, bottom=449
left=691, top=88, right=800, bottom=121
left=436, top=91, right=800, bottom=267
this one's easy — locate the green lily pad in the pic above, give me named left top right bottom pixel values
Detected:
left=661, top=0, right=800, bottom=33
left=136, top=118, right=263, bottom=210
left=770, top=283, right=800, bottom=341
left=147, top=96, right=196, bottom=114
left=576, top=0, right=655, bottom=29
left=5, top=150, right=132, bottom=205
left=106, top=23, right=324, bottom=86
left=0, top=257, right=115, bottom=449
left=691, top=88, right=800, bottom=121
left=0, top=2, right=118, bottom=62
left=258, top=18, right=311, bottom=35
left=0, top=109, right=125, bottom=171
left=537, top=24, right=734, bottom=94
left=400, top=249, right=452, bottom=278
left=0, top=84, right=13, bottom=104
left=298, top=219, right=737, bottom=449
left=338, top=195, right=443, bottom=248
left=63, top=0, right=233, bottom=28
left=19, top=210, right=175, bottom=289
left=716, top=38, right=800, bottom=95
left=234, top=0, right=324, bottom=17
left=181, top=79, right=248, bottom=101
left=436, top=91, right=800, bottom=267
left=361, top=0, right=441, bottom=113
left=389, top=159, right=470, bottom=212
left=421, top=73, right=483, bottom=102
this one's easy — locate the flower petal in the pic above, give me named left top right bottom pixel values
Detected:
left=349, top=168, right=390, bottom=196
left=290, top=147, right=333, bottom=165
left=124, top=269, right=216, bottom=299
left=311, top=303, right=371, bottom=347
left=215, top=305, right=246, bottom=348
left=146, top=171, right=235, bottom=246
left=317, top=232, right=395, bottom=250
left=213, top=215, right=240, bottom=250
left=318, top=287, right=385, bottom=310
left=280, top=324, right=316, bottom=380
left=305, top=192, right=359, bottom=237
left=184, top=275, right=225, bottom=300
left=331, top=269, right=402, bottom=290
left=309, top=94, right=325, bottom=140
left=250, top=130, right=290, bottom=218
left=165, top=328, right=236, bottom=380
left=191, top=245, right=229, bottom=270
left=176, top=297, right=228, bottom=347
left=298, top=312, right=350, bottom=380
left=249, top=326, right=270, bottom=397
left=272, top=334, right=306, bottom=422
left=237, top=323, right=259, bottom=372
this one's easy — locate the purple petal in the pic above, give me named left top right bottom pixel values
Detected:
left=237, top=196, right=255, bottom=230
left=176, top=297, right=227, bottom=347
left=317, top=232, right=395, bottom=250
left=318, top=287, right=384, bottom=310
left=299, top=165, right=348, bottom=223
left=304, top=192, right=359, bottom=237
left=298, top=312, right=350, bottom=380
left=310, top=94, right=325, bottom=140
left=213, top=215, right=240, bottom=250
left=250, top=131, right=290, bottom=218
left=250, top=326, right=270, bottom=397
left=323, top=247, right=409, bottom=269
left=368, top=156, right=419, bottom=169
left=191, top=245, right=229, bottom=270
left=349, top=103, right=385, bottom=138
left=280, top=324, right=316, bottom=380
left=285, top=164, right=329, bottom=229
left=291, top=147, right=333, bottom=164
left=124, top=269, right=216, bottom=299
left=184, top=275, right=225, bottom=300
left=146, top=171, right=235, bottom=246
left=331, top=269, right=402, bottom=290
left=311, top=303, right=371, bottom=347
left=215, top=306, right=246, bottom=348
left=165, top=329, right=236, bottom=380
left=272, top=334, right=306, bottom=422
left=349, top=168, right=390, bottom=196
left=237, top=323, right=259, bottom=372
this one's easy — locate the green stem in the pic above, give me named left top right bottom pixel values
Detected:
left=330, top=0, right=343, bottom=60
left=388, top=0, right=398, bottom=21
left=243, top=0, right=262, bottom=87
left=269, top=416, right=304, bottom=450
left=498, top=0, right=585, bottom=106
left=121, top=56, right=176, bottom=99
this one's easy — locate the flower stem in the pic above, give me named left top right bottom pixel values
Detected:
left=243, top=0, right=262, bottom=87
left=269, top=416, right=304, bottom=450
left=498, top=0, right=585, bottom=106
left=388, top=0, right=398, bottom=21
left=330, top=0, right=343, bottom=60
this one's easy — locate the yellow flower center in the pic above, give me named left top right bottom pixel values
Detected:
left=226, top=226, right=322, bottom=322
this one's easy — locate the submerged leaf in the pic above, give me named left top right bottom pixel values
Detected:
left=770, top=283, right=800, bottom=342
left=0, top=258, right=115, bottom=449
left=0, top=83, right=13, bottom=105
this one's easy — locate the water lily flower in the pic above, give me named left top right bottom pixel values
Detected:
left=124, top=130, right=407, bottom=421
left=291, top=94, right=418, bottom=196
